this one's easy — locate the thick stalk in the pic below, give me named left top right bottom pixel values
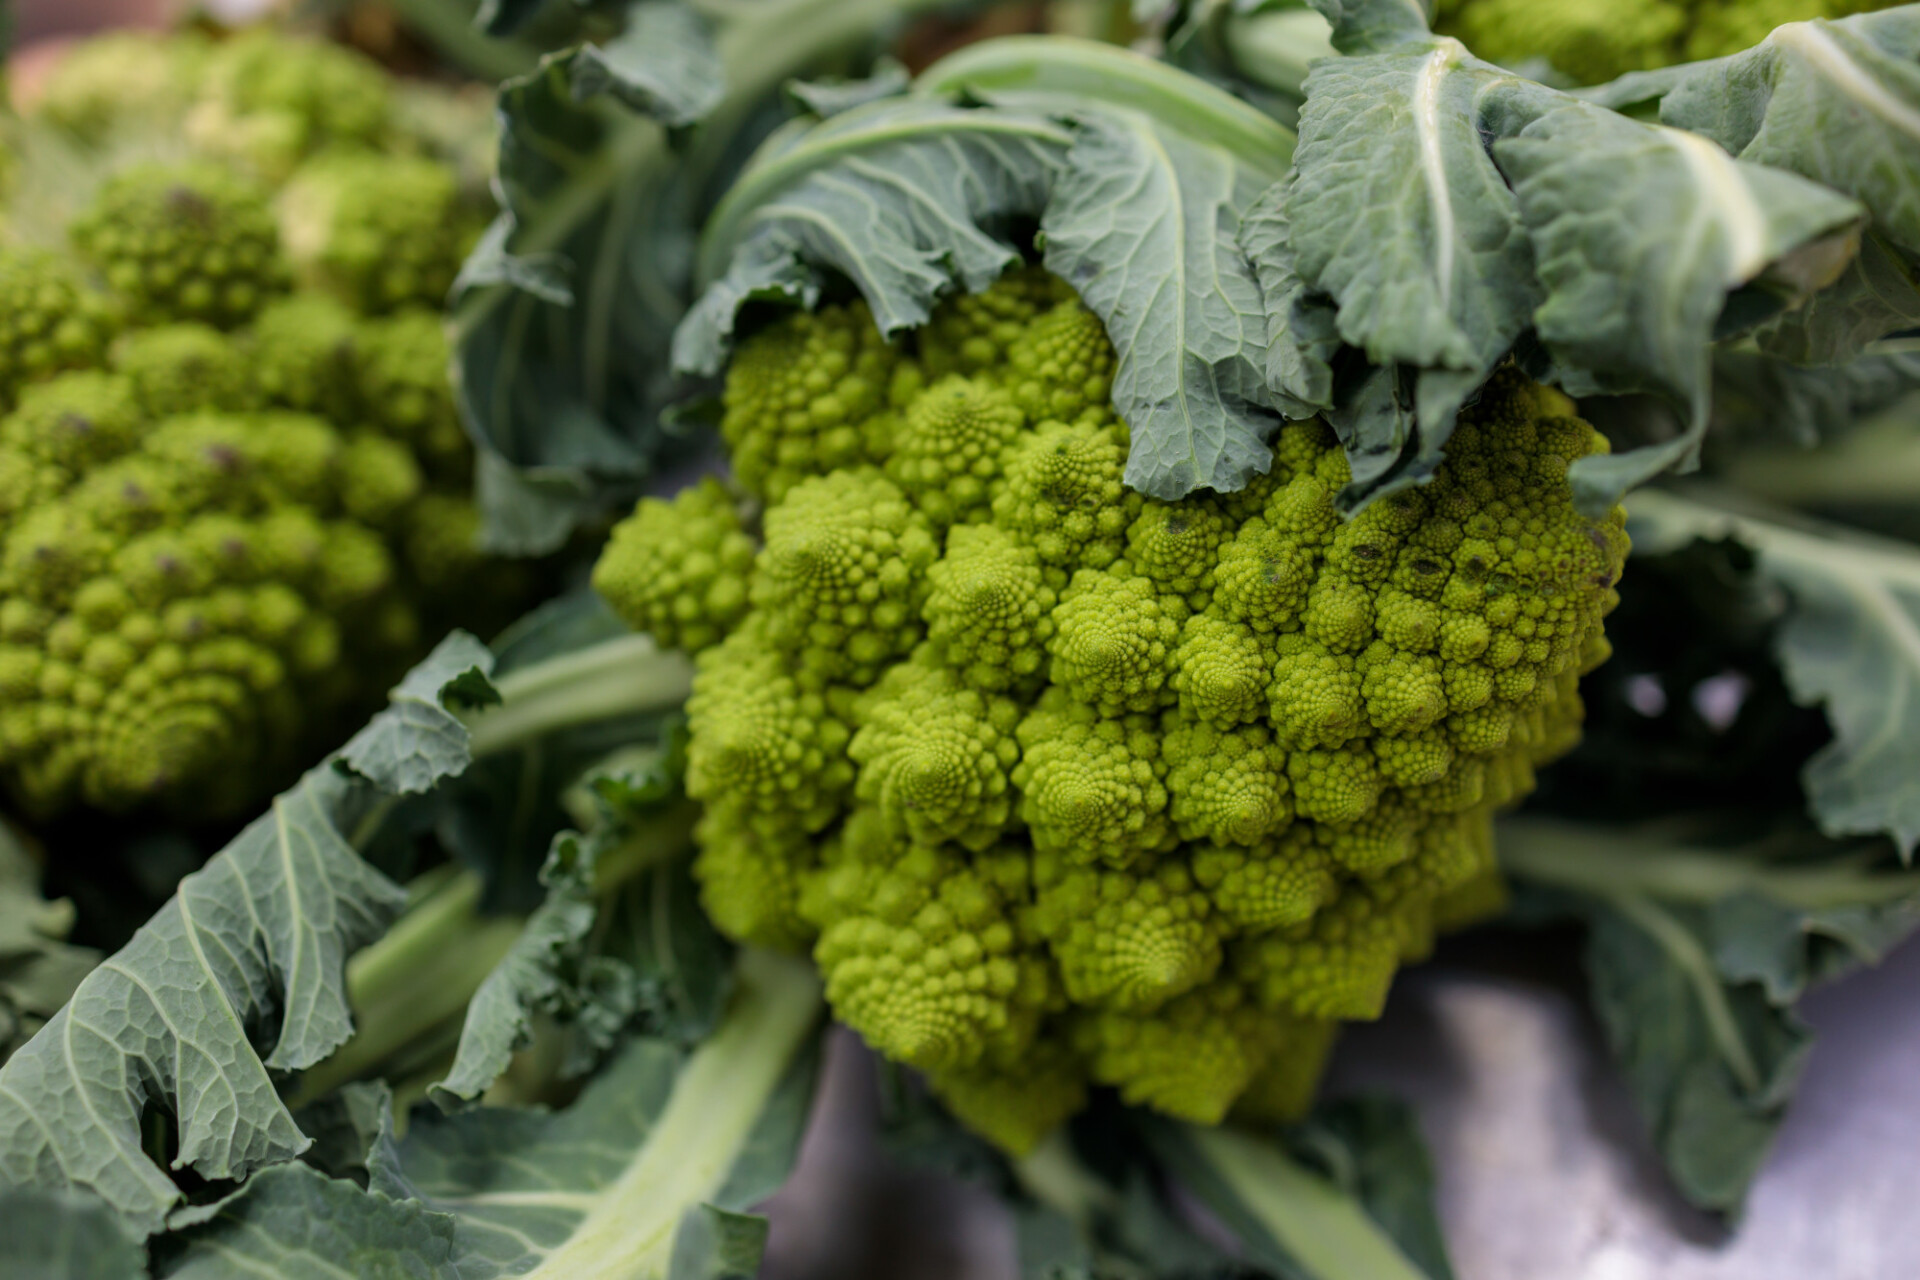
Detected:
left=376, top=0, right=537, bottom=81
left=1498, top=816, right=1920, bottom=911
left=1178, top=1125, right=1431, bottom=1280
left=294, top=812, right=697, bottom=1102
left=462, top=634, right=693, bottom=758
left=519, top=948, right=822, bottom=1280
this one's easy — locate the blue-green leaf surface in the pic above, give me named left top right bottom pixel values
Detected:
left=0, top=640, right=498, bottom=1234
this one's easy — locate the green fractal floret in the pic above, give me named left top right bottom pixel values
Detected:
left=592, top=266, right=1630, bottom=1154
left=592, top=478, right=755, bottom=653
left=69, top=161, right=288, bottom=328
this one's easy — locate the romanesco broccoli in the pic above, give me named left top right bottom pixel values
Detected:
left=0, top=31, right=512, bottom=820
left=1432, top=0, right=1901, bottom=85
left=594, top=266, right=1629, bottom=1153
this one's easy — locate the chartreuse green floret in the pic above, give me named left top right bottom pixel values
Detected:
left=69, top=161, right=289, bottom=329
left=1432, top=0, right=1900, bottom=86
left=0, top=251, right=120, bottom=408
left=592, top=266, right=1630, bottom=1152
left=592, top=478, right=756, bottom=653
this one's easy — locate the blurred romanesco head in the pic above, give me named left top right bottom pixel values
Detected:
left=1432, top=0, right=1902, bottom=85
left=592, top=267, right=1631, bottom=1155
left=0, top=30, right=513, bottom=820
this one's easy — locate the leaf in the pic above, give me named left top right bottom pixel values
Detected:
left=1302, top=0, right=1431, bottom=55
left=1237, top=179, right=1339, bottom=417
left=1627, top=488, right=1920, bottom=855
left=370, top=953, right=820, bottom=1278
left=785, top=56, right=912, bottom=119
left=685, top=38, right=1297, bottom=499
left=339, top=631, right=500, bottom=795
left=427, top=834, right=600, bottom=1107
left=569, top=2, right=725, bottom=129
left=0, top=639, right=498, bottom=1235
left=1487, top=94, right=1864, bottom=513
left=1500, top=815, right=1920, bottom=1212
left=675, top=98, right=1069, bottom=375
left=451, top=21, right=715, bottom=554
left=1044, top=108, right=1282, bottom=498
left=0, top=1187, right=146, bottom=1279
left=156, top=1163, right=458, bottom=1279
left=0, top=823, right=100, bottom=1068
left=1584, top=901, right=1811, bottom=1214
left=1285, top=1098, right=1455, bottom=1280
left=1286, top=44, right=1539, bottom=389
left=1652, top=10, right=1920, bottom=258
left=1756, top=232, right=1920, bottom=365
left=454, top=0, right=971, bottom=552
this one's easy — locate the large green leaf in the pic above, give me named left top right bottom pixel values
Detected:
left=682, top=37, right=1295, bottom=500
left=1489, top=94, right=1863, bottom=509
left=673, top=99, right=1070, bottom=374
left=0, top=639, right=500, bottom=1234
left=453, top=0, right=964, bottom=554
left=1589, top=10, right=1920, bottom=369
left=1629, top=487, right=1920, bottom=855
left=0, top=823, right=99, bottom=1068
left=1650, top=11, right=1920, bottom=257
left=148, top=952, right=819, bottom=1279
left=1302, top=0, right=1430, bottom=55
left=1502, top=814, right=1920, bottom=1212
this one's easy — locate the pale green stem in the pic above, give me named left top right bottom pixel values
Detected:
left=1181, top=1125, right=1432, bottom=1280
left=519, top=949, right=822, bottom=1280
left=1498, top=816, right=1920, bottom=911
left=463, top=634, right=694, bottom=759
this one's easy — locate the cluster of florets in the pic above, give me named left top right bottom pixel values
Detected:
left=594, top=268, right=1629, bottom=1153
left=1431, top=0, right=1897, bottom=85
left=0, top=32, right=503, bottom=819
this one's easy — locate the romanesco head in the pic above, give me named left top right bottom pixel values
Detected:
left=0, top=57, right=520, bottom=819
left=592, top=268, right=1629, bottom=1153
left=1433, top=0, right=1902, bottom=86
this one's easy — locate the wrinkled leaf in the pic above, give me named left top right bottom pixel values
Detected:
left=339, top=631, right=500, bottom=795
left=1489, top=94, right=1864, bottom=513
left=1302, top=0, right=1430, bottom=55
left=676, top=99, right=1068, bottom=373
left=1287, top=45, right=1539, bottom=388
left=1238, top=179, right=1338, bottom=417
left=1629, top=488, right=1920, bottom=855
left=0, top=641, right=495, bottom=1235
left=570, top=2, right=725, bottom=128
left=1653, top=11, right=1920, bottom=258
left=1044, top=108, right=1282, bottom=497
left=157, top=1163, right=457, bottom=1279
